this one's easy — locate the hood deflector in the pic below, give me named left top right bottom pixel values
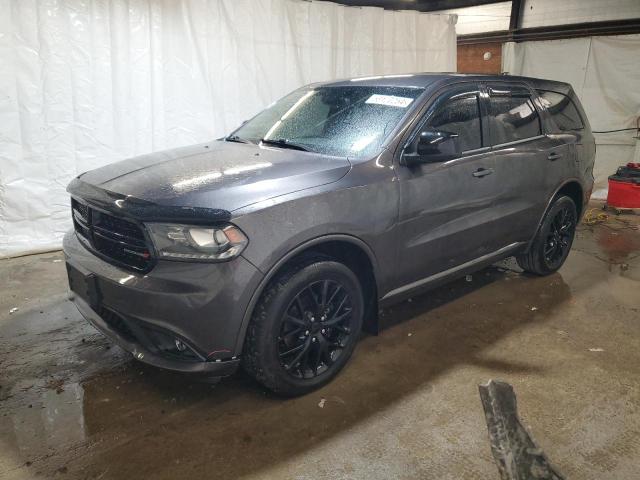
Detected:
left=67, top=178, right=232, bottom=224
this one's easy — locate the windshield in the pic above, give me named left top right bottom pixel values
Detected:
left=230, top=85, right=425, bottom=158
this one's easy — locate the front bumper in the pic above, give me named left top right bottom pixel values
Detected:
left=71, top=294, right=240, bottom=375
left=63, top=230, right=263, bottom=375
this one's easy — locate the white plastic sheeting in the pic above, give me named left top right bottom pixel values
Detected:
left=0, top=0, right=457, bottom=257
left=503, top=34, right=640, bottom=192
left=436, top=1, right=510, bottom=35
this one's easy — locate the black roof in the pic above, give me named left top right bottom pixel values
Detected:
left=314, top=73, right=574, bottom=95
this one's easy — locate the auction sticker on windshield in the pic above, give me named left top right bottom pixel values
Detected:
left=365, top=94, right=414, bottom=108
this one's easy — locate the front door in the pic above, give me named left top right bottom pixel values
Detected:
left=394, top=84, right=504, bottom=289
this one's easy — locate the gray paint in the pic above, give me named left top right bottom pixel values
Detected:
left=78, top=141, right=351, bottom=213
left=64, top=73, right=595, bottom=375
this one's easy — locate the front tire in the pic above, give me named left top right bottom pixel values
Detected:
left=242, top=256, right=364, bottom=396
left=517, top=195, right=577, bottom=275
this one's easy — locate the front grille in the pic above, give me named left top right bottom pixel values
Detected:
left=71, top=198, right=153, bottom=272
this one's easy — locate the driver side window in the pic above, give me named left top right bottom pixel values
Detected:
left=427, top=94, right=483, bottom=153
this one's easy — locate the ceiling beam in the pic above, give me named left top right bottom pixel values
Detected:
left=329, top=0, right=509, bottom=13
left=458, top=18, right=640, bottom=45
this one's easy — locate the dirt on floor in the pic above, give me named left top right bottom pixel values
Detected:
left=0, top=203, right=639, bottom=480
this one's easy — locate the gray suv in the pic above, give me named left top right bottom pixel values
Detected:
left=64, top=74, right=594, bottom=396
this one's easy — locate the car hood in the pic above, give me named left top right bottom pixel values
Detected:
left=76, top=141, right=351, bottom=212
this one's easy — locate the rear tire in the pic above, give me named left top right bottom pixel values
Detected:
left=516, top=195, right=577, bottom=276
left=242, top=255, right=363, bottom=397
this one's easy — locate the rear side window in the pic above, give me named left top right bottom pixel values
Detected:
left=537, top=90, right=584, bottom=131
left=427, top=94, right=483, bottom=152
left=488, top=89, right=541, bottom=145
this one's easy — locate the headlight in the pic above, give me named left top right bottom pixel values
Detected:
left=146, top=223, right=248, bottom=261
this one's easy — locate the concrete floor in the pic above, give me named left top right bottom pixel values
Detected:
left=1, top=204, right=639, bottom=480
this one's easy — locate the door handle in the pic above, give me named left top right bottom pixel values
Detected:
left=472, top=167, right=494, bottom=178
left=548, top=152, right=562, bottom=161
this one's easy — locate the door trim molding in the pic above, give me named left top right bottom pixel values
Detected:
left=382, top=241, right=525, bottom=301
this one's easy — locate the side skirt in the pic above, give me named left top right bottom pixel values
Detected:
left=380, top=242, right=526, bottom=307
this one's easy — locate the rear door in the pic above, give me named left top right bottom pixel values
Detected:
left=484, top=82, right=568, bottom=245
left=394, top=84, right=505, bottom=288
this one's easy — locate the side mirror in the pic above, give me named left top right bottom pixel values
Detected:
left=402, top=129, right=460, bottom=166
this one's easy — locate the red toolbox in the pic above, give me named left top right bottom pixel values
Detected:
left=607, top=162, right=640, bottom=209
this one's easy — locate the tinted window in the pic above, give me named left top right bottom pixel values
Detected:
left=426, top=94, right=482, bottom=152
left=232, top=85, right=424, bottom=158
left=537, top=90, right=584, bottom=131
left=489, top=90, right=541, bottom=145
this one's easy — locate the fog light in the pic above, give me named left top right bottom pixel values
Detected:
left=175, top=339, right=187, bottom=352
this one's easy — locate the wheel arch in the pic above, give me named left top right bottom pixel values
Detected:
left=527, top=179, right=584, bottom=251
left=556, top=180, right=584, bottom=219
left=233, top=234, right=380, bottom=354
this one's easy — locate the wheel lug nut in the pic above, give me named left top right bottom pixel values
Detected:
left=312, top=337, right=316, bottom=343
left=321, top=329, right=325, bottom=334
left=305, top=330, right=309, bottom=335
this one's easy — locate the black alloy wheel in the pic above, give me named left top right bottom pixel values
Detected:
left=543, top=204, right=576, bottom=270
left=516, top=195, right=578, bottom=276
left=243, top=256, right=364, bottom=396
left=278, top=280, right=355, bottom=379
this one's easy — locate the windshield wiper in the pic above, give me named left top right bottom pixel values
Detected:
left=224, top=134, right=251, bottom=144
left=260, top=138, right=310, bottom=152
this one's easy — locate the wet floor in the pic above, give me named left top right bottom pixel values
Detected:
left=1, top=204, right=639, bottom=479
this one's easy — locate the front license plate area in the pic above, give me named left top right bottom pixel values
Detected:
left=66, top=262, right=101, bottom=309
